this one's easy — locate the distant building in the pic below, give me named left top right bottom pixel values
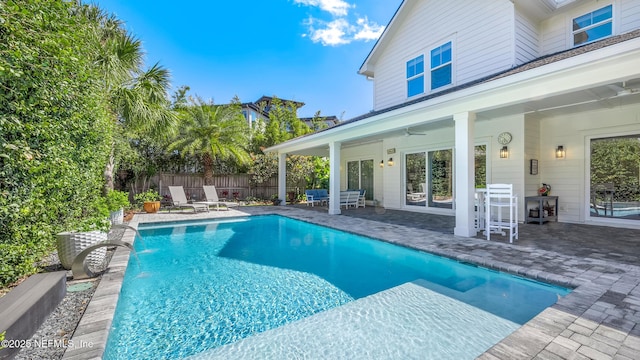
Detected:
left=240, top=96, right=339, bottom=130
left=299, top=115, right=340, bottom=130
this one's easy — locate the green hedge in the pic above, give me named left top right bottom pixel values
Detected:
left=0, top=0, right=114, bottom=286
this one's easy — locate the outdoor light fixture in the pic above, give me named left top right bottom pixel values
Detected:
left=388, top=158, right=394, bottom=166
left=556, top=145, right=565, bottom=159
left=379, top=160, right=384, bottom=168
left=500, top=146, right=509, bottom=158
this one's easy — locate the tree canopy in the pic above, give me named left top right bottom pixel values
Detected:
left=169, top=96, right=251, bottom=184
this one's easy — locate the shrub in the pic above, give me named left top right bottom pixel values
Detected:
left=106, top=190, right=131, bottom=212
left=0, top=1, right=114, bottom=286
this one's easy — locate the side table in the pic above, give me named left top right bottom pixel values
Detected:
left=525, top=196, right=558, bottom=224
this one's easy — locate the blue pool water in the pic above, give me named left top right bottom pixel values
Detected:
left=104, top=215, right=569, bottom=359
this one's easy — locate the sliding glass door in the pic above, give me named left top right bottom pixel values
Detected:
left=590, top=135, right=640, bottom=220
left=405, top=153, right=427, bottom=207
left=428, top=149, right=453, bottom=208
left=347, top=159, right=374, bottom=201
left=405, top=145, right=485, bottom=209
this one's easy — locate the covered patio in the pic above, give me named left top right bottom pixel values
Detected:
left=267, top=32, right=640, bottom=239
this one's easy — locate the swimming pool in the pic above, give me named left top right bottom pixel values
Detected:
left=104, top=215, right=569, bottom=359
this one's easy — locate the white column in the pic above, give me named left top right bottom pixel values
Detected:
left=454, top=112, right=476, bottom=237
left=278, top=152, right=287, bottom=206
left=328, top=141, right=342, bottom=215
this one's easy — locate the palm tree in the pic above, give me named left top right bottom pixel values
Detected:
left=81, top=5, right=176, bottom=192
left=170, top=96, right=251, bottom=185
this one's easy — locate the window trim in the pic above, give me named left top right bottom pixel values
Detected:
left=406, top=54, right=425, bottom=98
left=430, top=41, right=453, bottom=90
left=571, top=4, right=613, bottom=47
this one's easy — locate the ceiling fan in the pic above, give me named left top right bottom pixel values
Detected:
left=607, top=81, right=640, bottom=97
left=404, top=128, right=426, bottom=136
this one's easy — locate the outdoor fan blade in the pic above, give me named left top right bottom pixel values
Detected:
left=404, top=128, right=426, bottom=136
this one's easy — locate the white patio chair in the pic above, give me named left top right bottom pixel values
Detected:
left=357, top=189, right=366, bottom=208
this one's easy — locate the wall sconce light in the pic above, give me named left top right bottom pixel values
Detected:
left=379, top=160, right=384, bottom=168
left=555, top=145, right=565, bottom=159
left=388, top=157, right=394, bottom=166
left=500, top=146, right=509, bottom=158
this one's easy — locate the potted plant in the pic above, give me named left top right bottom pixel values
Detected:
left=135, top=189, right=161, bottom=213
left=106, top=190, right=130, bottom=225
left=56, top=197, right=111, bottom=270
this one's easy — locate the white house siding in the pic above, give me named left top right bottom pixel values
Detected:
left=479, top=114, right=527, bottom=221
left=540, top=0, right=640, bottom=55
left=340, top=142, right=384, bottom=204
left=524, top=116, right=542, bottom=201
left=620, top=0, right=640, bottom=32
left=514, top=9, right=541, bottom=64
left=538, top=103, right=640, bottom=225
left=372, top=0, right=515, bottom=111
left=540, top=15, right=567, bottom=54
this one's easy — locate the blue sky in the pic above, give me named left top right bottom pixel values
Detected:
left=94, top=0, right=402, bottom=119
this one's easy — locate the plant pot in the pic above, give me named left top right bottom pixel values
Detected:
left=56, top=231, right=108, bottom=270
left=109, top=208, right=124, bottom=225
left=143, top=201, right=161, bottom=213
left=271, top=199, right=282, bottom=206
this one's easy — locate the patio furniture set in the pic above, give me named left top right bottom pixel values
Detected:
left=305, top=189, right=366, bottom=209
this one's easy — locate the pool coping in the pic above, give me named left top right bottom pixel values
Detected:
left=62, top=206, right=640, bottom=360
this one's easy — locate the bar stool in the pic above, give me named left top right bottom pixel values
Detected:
left=485, top=183, right=518, bottom=243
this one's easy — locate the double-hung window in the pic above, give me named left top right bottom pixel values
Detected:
left=572, top=5, right=613, bottom=46
left=430, top=42, right=452, bottom=90
left=406, top=55, right=424, bottom=97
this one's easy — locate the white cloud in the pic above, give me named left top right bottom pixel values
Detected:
left=294, top=0, right=352, bottom=16
left=304, top=15, right=385, bottom=46
left=353, top=17, right=385, bottom=41
left=307, top=18, right=353, bottom=46
left=295, top=1, right=385, bottom=46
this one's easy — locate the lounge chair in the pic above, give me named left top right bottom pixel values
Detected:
left=203, top=185, right=240, bottom=211
left=167, top=186, right=210, bottom=213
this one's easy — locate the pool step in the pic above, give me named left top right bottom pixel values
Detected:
left=186, top=280, right=520, bottom=360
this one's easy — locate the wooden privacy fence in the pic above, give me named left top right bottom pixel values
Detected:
left=149, top=173, right=279, bottom=201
